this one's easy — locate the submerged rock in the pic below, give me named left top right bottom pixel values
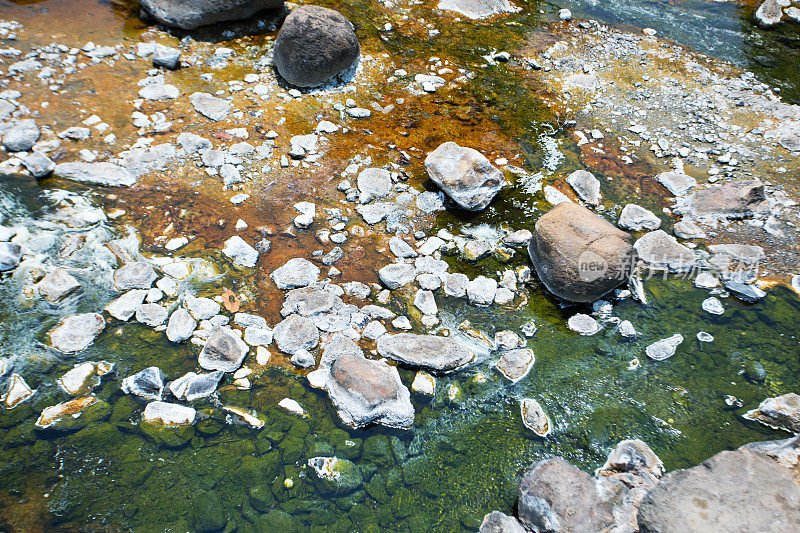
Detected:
left=637, top=449, right=800, bottom=532
left=35, top=396, right=111, bottom=430
left=424, top=142, right=504, bottom=211
left=122, top=366, right=166, bottom=401
left=198, top=327, right=249, bottom=372
left=529, top=202, right=635, bottom=303
left=140, top=0, right=283, bottom=30
left=0, top=242, right=22, bottom=272
left=743, top=393, right=800, bottom=434
left=520, top=398, right=551, bottom=437
left=567, top=313, right=600, bottom=336
left=54, top=162, right=136, bottom=187
left=273, top=6, right=360, bottom=88
left=57, top=361, right=114, bottom=395
left=645, top=334, right=684, bottom=361
left=377, top=333, right=475, bottom=372
left=49, top=313, right=105, bottom=354
left=307, top=456, right=363, bottom=495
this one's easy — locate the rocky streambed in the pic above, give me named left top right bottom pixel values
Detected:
left=0, top=0, right=799, bottom=531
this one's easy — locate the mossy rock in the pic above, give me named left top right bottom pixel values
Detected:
left=306, top=438, right=334, bottom=458
left=38, top=398, right=112, bottom=432
left=389, top=487, right=416, bottom=519
left=109, top=395, right=137, bottom=427
left=235, top=456, right=264, bottom=486
left=253, top=509, right=294, bottom=533
left=139, top=419, right=195, bottom=448
left=308, top=457, right=363, bottom=495
left=248, top=484, right=276, bottom=513
left=365, top=473, right=389, bottom=504
left=3, top=421, right=36, bottom=447
left=401, top=455, right=426, bottom=486
left=193, top=490, right=227, bottom=532
left=363, top=435, right=393, bottom=468
left=278, top=435, right=304, bottom=464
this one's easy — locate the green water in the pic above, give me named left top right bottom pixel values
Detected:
left=1, top=0, right=800, bottom=531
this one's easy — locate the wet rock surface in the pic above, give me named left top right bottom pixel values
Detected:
left=424, top=142, right=504, bottom=211
left=139, top=0, right=283, bottom=30
left=377, top=333, right=475, bottom=372
left=48, top=313, right=105, bottom=354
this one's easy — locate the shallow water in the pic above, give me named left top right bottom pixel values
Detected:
left=1, top=0, right=800, bottom=531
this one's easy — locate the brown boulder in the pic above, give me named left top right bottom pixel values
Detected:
left=528, top=202, right=635, bottom=302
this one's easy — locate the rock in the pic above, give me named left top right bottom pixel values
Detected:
left=655, top=170, right=697, bottom=196
left=165, top=308, right=196, bottom=342
left=170, top=371, right=224, bottom=401
left=273, top=5, right=360, bottom=87
left=312, top=346, right=414, bottom=429
left=681, top=180, right=768, bottom=220
left=437, top=0, right=518, bottom=19
left=189, top=92, right=231, bottom=121
left=140, top=0, right=282, bottom=29
left=192, top=490, right=227, bottom=532
left=135, top=303, right=168, bottom=326
left=467, top=276, right=497, bottom=305
left=755, top=0, right=783, bottom=27
left=2, top=119, right=39, bottom=152
left=357, top=167, right=392, bottom=201
left=494, top=348, right=535, bottom=383
left=634, top=230, right=696, bottom=272
left=185, top=295, right=221, bottom=320
left=504, top=229, right=533, bottom=247
left=444, top=272, right=469, bottom=297
left=35, top=396, right=111, bottom=431
left=424, top=142, right=504, bottom=211
left=290, top=349, right=315, bottom=368
left=673, top=219, right=707, bottom=239
left=566, top=170, right=601, bottom=206
left=278, top=398, right=306, bottom=417
left=520, top=398, right=552, bottom=437
left=57, top=361, right=114, bottom=395
left=307, top=456, right=363, bottom=495
left=104, top=289, right=148, bottom=321
left=518, top=457, right=613, bottom=532
left=529, top=202, right=635, bottom=303
left=138, top=83, right=180, bottom=100
left=722, top=278, right=766, bottom=303
left=743, top=393, right=800, bottom=434
left=122, top=366, right=166, bottom=400
left=567, top=313, right=600, bottom=336
left=142, top=401, right=195, bottom=427
left=559, top=8, right=572, bottom=20
left=152, top=44, right=181, bottom=69
left=271, top=257, right=320, bottom=289
left=177, top=132, right=212, bottom=154
left=54, top=162, right=136, bottom=187
left=0, top=242, right=21, bottom=271
left=22, top=151, right=55, bottom=178
left=618, top=204, right=661, bottom=231
left=378, top=263, right=416, bottom=289
left=222, top=235, right=258, bottom=267
left=702, top=297, right=724, bottom=315
left=49, top=313, right=105, bottom=354
left=3, top=374, right=35, bottom=409
left=273, top=315, right=319, bottom=354
left=244, top=326, right=273, bottom=346
left=637, top=449, right=800, bottom=532
left=645, top=334, right=683, bottom=361
left=413, top=289, right=438, bottom=315
left=389, top=237, right=417, bottom=259
left=377, top=333, right=475, bottom=372
left=199, top=327, right=249, bottom=372
left=479, top=512, right=526, bottom=533
left=113, top=262, right=157, bottom=291
left=38, top=268, right=81, bottom=302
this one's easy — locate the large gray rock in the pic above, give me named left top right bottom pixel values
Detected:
left=2, top=119, right=39, bottom=152
left=755, top=0, right=783, bottom=28
left=22, top=151, right=55, bottom=178
left=189, top=92, right=231, bottom=122
left=529, top=202, right=635, bottom=303
left=273, top=5, right=360, bottom=88
left=743, top=393, right=800, bottom=434
left=678, top=180, right=769, bottom=220
left=113, top=262, right=157, bottom=291
left=54, top=162, right=136, bottom=187
left=222, top=235, right=258, bottom=268
left=566, top=170, right=601, bottom=206
left=38, top=268, right=81, bottom=303
left=169, top=371, right=224, bottom=401
left=0, top=242, right=22, bottom=272
left=49, top=313, right=106, bottom=354
left=518, top=457, right=614, bottom=532
left=273, top=314, right=319, bottom=354
left=378, top=263, right=416, bottom=289
left=121, top=366, right=165, bottom=401
left=478, top=512, right=526, bottom=533
left=309, top=340, right=414, bottom=430
left=424, top=142, right=504, bottom=211
left=139, top=0, right=283, bottom=30
left=104, top=289, right=148, bottom=321
left=271, top=258, right=320, bottom=289
left=376, top=333, right=475, bottom=372
left=198, top=327, right=248, bottom=372
left=637, top=449, right=800, bottom=532
left=166, top=308, right=197, bottom=343
left=634, top=230, right=696, bottom=272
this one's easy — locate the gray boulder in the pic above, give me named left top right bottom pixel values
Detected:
left=566, top=170, right=601, bottom=206
left=38, top=268, right=81, bottom=303
left=271, top=258, right=321, bottom=289
left=634, top=230, right=696, bottom=272
left=376, top=333, right=475, bottom=372
left=48, top=313, right=105, bottom=354
left=54, top=162, right=136, bottom=187
left=0, top=242, right=22, bottom=272
left=104, top=289, right=148, bottom=321
left=22, top=151, right=55, bottom=178
left=169, top=371, right=224, bottom=401
left=678, top=180, right=769, bottom=220
left=152, top=44, right=181, bottom=69
left=424, top=141, right=504, bottom=211
left=518, top=457, right=614, bottom=532
left=618, top=204, right=661, bottom=231
left=121, top=366, right=165, bottom=401
left=166, top=308, right=197, bottom=342
left=529, top=202, right=635, bottom=303
left=135, top=303, right=168, bottom=327
left=189, top=92, right=231, bottom=122
left=637, top=449, right=800, bottom=532
left=198, top=326, right=248, bottom=372
left=273, top=5, right=360, bottom=88
left=2, top=119, right=39, bottom=152
left=378, top=263, right=416, bottom=289
left=139, top=0, right=283, bottom=30
left=478, top=512, right=526, bottom=533
left=273, top=314, right=319, bottom=354
left=113, top=262, right=157, bottom=291
left=655, top=171, right=697, bottom=197
left=743, top=393, right=800, bottom=434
